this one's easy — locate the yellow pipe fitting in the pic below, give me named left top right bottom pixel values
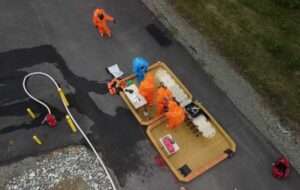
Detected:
left=58, top=88, right=70, bottom=107
left=26, top=108, right=36, bottom=119
left=66, top=115, right=77, bottom=133
left=32, top=135, right=42, bottom=145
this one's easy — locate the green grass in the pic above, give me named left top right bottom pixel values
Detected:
left=174, top=0, right=300, bottom=125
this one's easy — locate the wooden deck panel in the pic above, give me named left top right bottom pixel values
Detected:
left=120, top=62, right=192, bottom=125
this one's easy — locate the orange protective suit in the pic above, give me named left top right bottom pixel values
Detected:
left=166, top=100, right=185, bottom=129
left=155, top=86, right=173, bottom=115
left=92, top=8, right=115, bottom=37
left=139, top=73, right=155, bottom=105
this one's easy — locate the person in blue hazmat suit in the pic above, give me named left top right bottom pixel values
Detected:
left=132, top=57, right=149, bottom=83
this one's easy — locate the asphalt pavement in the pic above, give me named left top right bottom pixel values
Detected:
left=0, top=0, right=300, bottom=189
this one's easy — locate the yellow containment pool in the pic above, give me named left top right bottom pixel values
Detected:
left=147, top=101, right=236, bottom=182
left=120, top=61, right=192, bottom=126
left=120, top=61, right=236, bottom=182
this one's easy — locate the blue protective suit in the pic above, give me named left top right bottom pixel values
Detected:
left=132, top=57, right=149, bottom=83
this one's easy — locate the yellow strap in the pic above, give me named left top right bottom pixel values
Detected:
left=58, top=88, right=70, bottom=107
left=66, top=115, right=77, bottom=133
left=32, top=135, right=42, bottom=145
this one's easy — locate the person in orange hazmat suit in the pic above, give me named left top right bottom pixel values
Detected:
left=155, top=85, right=173, bottom=116
left=92, top=8, right=115, bottom=37
left=139, top=73, right=155, bottom=105
left=165, top=100, right=185, bottom=129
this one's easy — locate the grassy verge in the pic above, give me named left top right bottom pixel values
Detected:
left=174, top=0, right=300, bottom=126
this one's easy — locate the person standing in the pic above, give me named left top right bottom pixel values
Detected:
left=132, top=57, right=149, bottom=83
left=155, top=85, right=173, bottom=116
left=139, top=73, right=155, bottom=105
left=92, top=8, right=115, bottom=38
left=165, top=100, right=185, bottom=129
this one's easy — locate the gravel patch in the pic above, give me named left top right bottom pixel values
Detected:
left=4, top=146, right=114, bottom=190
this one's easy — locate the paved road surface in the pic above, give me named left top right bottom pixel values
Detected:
left=0, top=0, right=299, bottom=189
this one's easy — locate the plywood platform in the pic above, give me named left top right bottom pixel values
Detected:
left=120, top=62, right=192, bottom=125
left=119, top=61, right=236, bottom=182
left=147, top=102, right=236, bottom=182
